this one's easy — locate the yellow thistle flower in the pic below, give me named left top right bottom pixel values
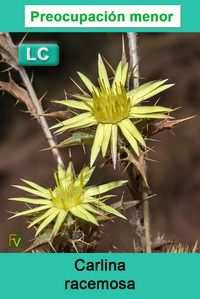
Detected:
left=52, top=54, right=174, bottom=168
left=8, top=164, right=127, bottom=239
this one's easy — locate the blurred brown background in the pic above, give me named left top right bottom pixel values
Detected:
left=0, top=33, right=200, bottom=252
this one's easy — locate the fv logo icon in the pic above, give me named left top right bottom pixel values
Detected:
left=8, top=233, right=23, bottom=248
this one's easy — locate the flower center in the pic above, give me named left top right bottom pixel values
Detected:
left=86, top=83, right=130, bottom=124
left=50, top=173, right=83, bottom=210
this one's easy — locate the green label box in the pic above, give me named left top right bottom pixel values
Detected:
left=18, top=44, right=59, bottom=66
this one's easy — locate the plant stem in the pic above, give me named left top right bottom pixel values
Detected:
left=141, top=179, right=152, bottom=253
left=127, top=32, right=139, bottom=88
left=127, top=32, right=152, bottom=253
left=18, top=66, right=65, bottom=168
left=0, top=33, right=65, bottom=168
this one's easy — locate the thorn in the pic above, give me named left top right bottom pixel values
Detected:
left=39, top=91, right=48, bottom=103
left=102, top=56, right=115, bottom=74
left=1, top=66, right=13, bottom=73
left=147, top=137, right=161, bottom=143
left=99, top=156, right=111, bottom=168
left=82, top=142, right=86, bottom=155
left=131, top=57, right=142, bottom=77
left=55, top=130, right=65, bottom=136
left=169, top=129, right=176, bottom=136
left=13, top=100, right=19, bottom=108
left=68, top=107, right=78, bottom=115
left=154, top=97, right=161, bottom=106
left=143, top=146, right=156, bottom=154
left=122, top=161, right=131, bottom=175
left=68, top=149, right=75, bottom=174
left=49, top=241, right=57, bottom=253
left=173, top=106, right=182, bottom=112
left=18, top=33, right=29, bottom=46
left=64, top=89, right=68, bottom=100
left=97, top=174, right=104, bottom=186
left=70, top=77, right=89, bottom=96
left=30, top=72, right=34, bottom=84
left=71, top=240, right=79, bottom=253
left=119, top=191, right=125, bottom=210
left=122, top=34, right=127, bottom=64
left=8, top=71, right=12, bottom=81
left=145, top=157, right=159, bottom=163
left=193, top=241, right=198, bottom=253
left=145, top=193, right=157, bottom=201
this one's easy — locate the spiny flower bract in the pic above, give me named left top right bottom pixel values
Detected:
left=8, top=163, right=127, bottom=239
left=51, top=54, right=174, bottom=168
